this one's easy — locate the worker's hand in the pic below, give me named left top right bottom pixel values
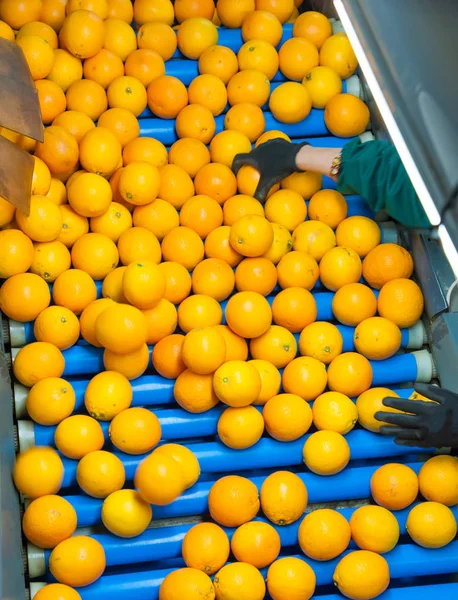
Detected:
left=374, top=383, right=458, bottom=448
left=232, top=139, right=308, bottom=203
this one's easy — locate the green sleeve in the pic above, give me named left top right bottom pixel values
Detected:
left=337, top=138, right=430, bottom=228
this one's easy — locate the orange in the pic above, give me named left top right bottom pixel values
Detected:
left=52, top=111, right=95, bottom=144
left=0, top=273, right=51, bottom=322
left=354, top=316, right=402, bottom=360
left=320, top=246, right=362, bottom=291
left=103, top=18, right=136, bottom=61
left=101, top=266, right=127, bottom=302
left=33, top=305, right=79, bottom=349
left=231, top=521, right=280, bottom=568
left=263, top=393, right=313, bottom=441
left=174, top=369, right=219, bottom=412
left=333, top=551, right=390, bottom=600
left=362, top=243, right=414, bottom=289
left=66, top=0, right=109, bottom=19
left=80, top=298, right=114, bottom=346
left=53, top=269, right=97, bottom=315
left=133, top=0, right=174, bottom=26
left=154, top=443, right=200, bottom=489
left=67, top=173, right=112, bottom=218
left=152, top=333, right=186, bottom=379
left=142, top=299, right=178, bottom=344
left=16, top=35, right=55, bottom=81
left=269, top=81, right=312, bottom=123
left=125, top=48, right=164, bottom=88
left=235, top=257, right=277, bottom=296
left=265, top=189, right=307, bottom=231
left=250, top=359, right=282, bottom=405
left=299, top=321, right=343, bottom=364
left=282, top=356, right=327, bottom=401
left=418, top=455, right=458, bottom=506
left=198, top=44, right=238, bottom=84
left=225, top=290, right=272, bottom=338
left=182, top=523, right=230, bottom=575
left=293, top=11, right=332, bottom=48
left=213, top=563, right=264, bottom=600
left=299, top=508, right=351, bottom=560
left=303, top=430, right=350, bottom=475
left=133, top=199, right=178, bottom=241
left=13, top=446, right=63, bottom=499
left=31, top=156, right=52, bottom=196
left=370, top=463, right=419, bottom=510
left=308, top=189, right=348, bottom=229
left=350, top=505, right=400, bottom=554
left=33, top=584, right=82, bottom=600
left=118, top=161, right=160, bottom=206
left=237, top=39, right=278, bottom=80
left=328, top=352, right=373, bottom=397
left=176, top=104, right=216, bottom=144
left=267, top=557, right=316, bottom=600
left=160, top=568, right=215, bottom=600
left=230, top=214, right=273, bottom=257
left=276, top=251, right=319, bottom=290
left=312, top=391, right=358, bottom=434
left=107, top=75, right=148, bottom=116
left=0, top=0, right=41, bottom=29
left=177, top=17, right=218, bottom=60
left=216, top=0, right=255, bottom=28
left=0, top=197, right=16, bottom=228
left=168, top=137, right=211, bottom=178
left=271, top=288, right=316, bottom=333
left=236, top=164, right=279, bottom=199
left=16, top=195, right=62, bottom=242
left=223, top=194, right=264, bottom=225
left=178, top=294, right=223, bottom=332
left=407, top=502, right=457, bottom=549
left=378, top=278, right=424, bottom=328
left=216, top=325, right=248, bottom=362
left=158, top=261, right=192, bottom=304
left=325, top=93, right=370, bottom=137
left=256, top=129, right=291, bottom=146
left=217, top=406, right=264, bottom=449
left=208, top=475, right=259, bottom=527
left=90, top=201, right=132, bottom=242
left=109, top=407, right=161, bottom=454
left=213, top=360, right=262, bottom=407
left=210, top=130, right=252, bottom=167
left=102, top=489, right=152, bottom=538
left=76, top=450, right=125, bottom=498
left=23, top=495, right=77, bottom=550
left=279, top=37, right=319, bottom=81
left=292, top=219, right=336, bottom=261
left=336, top=216, right=381, bottom=257
left=147, top=74, right=188, bottom=119
left=84, top=370, right=132, bottom=421
left=260, top=471, right=307, bottom=525
left=182, top=326, right=226, bottom=375
left=65, top=78, right=107, bottom=120
left=49, top=536, right=106, bottom=587
left=262, top=222, right=292, bottom=264
left=194, top=163, right=237, bottom=204
left=180, top=194, right=223, bottom=238
left=332, top=282, right=377, bottom=326
left=107, top=0, right=134, bottom=21
left=158, top=164, right=194, bottom=210
left=122, top=261, right=165, bottom=309
left=0, top=20, right=14, bottom=40
left=46, top=178, right=67, bottom=205
left=35, top=80, right=67, bottom=124
left=71, top=232, right=119, bottom=280
left=356, top=387, right=402, bottom=433
left=35, top=126, right=80, bottom=182
left=174, top=0, right=215, bottom=22
left=302, top=65, right=342, bottom=109
left=249, top=325, right=297, bottom=368
left=26, top=377, right=75, bottom=426
left=224, top=103, right=266, bottom=142
left=205, top=226, right=244, bottom=267
left=162, top=226, right=205, bottom=270
left=242, top=10, right=282, bottom=46
left=188, top=73, right=227, bottom=116
left=227, top=69, right=270, bottom=107
left=47, top=49, right=83, bottom=93
left=320, top=32, right=358, bottom=79
left=118, top=226, right=162, bottom=265
left=95, top=303, right=147, bottom=353
left=192, top=258, right=235, bottom=300
left=123, top=137, right=168, bottom=168
left=134, top=450, right=185, bottom=505
left=60, top=9, right=105, bottom=59
left=79, top=127, right=122, bottom=177
left=98, top=108, right=140, bottom=148
left=137, top=22, right=177, bottom=61
left=0, top=229, right=34, bottom=278
left=255, top=0, right=294, bottom=23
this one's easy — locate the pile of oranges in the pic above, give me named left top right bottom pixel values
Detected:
left=0, top=2, right=451, bottom=600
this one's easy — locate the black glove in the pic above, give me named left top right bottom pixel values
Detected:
left=231, top=139, right=308, bottom=203
left=374, top=383, right=458, bottom=448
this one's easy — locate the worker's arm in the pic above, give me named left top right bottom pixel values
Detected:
left=374, top=383, right=458, bottom=448
left=232, top=138, right=430, bottom=228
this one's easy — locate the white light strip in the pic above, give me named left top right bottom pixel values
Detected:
left=439, top=225, right=458, bottom=280
left=333, top=0, right=441, bottom=227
